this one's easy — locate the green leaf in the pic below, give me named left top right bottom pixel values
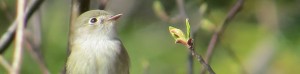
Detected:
left=169, top=26, right=187, bottom=43
left=185, top=19, right=191, bottom=38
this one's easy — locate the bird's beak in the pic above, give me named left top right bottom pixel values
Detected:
left=108, top=14, right=122, bottom=21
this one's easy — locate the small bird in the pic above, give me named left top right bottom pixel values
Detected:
left=66, top=10, right=129, bottom=74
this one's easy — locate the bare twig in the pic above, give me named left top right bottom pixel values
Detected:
left=201, top=0, right=244, bottom=74
left=187, top=53, right=193, bottom=74
left=25, top=38, right=49, bottom=74
left=205, top=0, right=244, bottom=64
left=187, top=39, right=215, bottom=74
left=0, top=55, right=12, bottom=72
left=11, top=0, right=26, bottom=73
left=0, top=22, right=17, bottom=54
left=0, top=0, right=45, bottom=54
left=24, top=9, right=49, bottom=74
left=175, top=0, right=196, bottom=74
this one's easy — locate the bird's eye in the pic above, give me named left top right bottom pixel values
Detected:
left=89, top=18, right=98, bottom=24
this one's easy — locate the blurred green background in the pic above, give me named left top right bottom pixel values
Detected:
left=1, top=0, right=300, bottom=74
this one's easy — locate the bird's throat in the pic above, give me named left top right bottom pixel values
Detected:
left=67, top=37, right=123, bottom=74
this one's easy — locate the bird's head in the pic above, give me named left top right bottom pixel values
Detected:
left=73, top=10, right=122, bottom=39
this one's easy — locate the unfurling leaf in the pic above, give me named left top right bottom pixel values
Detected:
left=169, top=18, right=193, bottom=47
left=169, top=26, right=187, bottom=45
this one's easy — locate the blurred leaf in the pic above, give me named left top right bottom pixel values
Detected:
left=199, top=3, right=208, bottom=15
left=153, top=0, right=168, bottom=21
left=201, top=18, right=216, bottom=32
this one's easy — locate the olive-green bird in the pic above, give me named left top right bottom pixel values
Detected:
left=66, top=10, right=129, bottom=74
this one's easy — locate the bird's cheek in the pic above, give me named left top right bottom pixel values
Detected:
left=99, top=19, right=104, bottom=24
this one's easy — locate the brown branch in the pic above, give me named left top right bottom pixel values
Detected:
left=25, top=38, right=49, bottom=74
left=175, top=0, right=196, bottom=74
left=187, top=39, right=215, bottom=74
left=0, top=0, right=46, bottom=73
left=24, top=9, right=49, bottom=74
left=0, top=0, right=45, bottom=54
left=201, top=0, right=244, bottom=74
left=187, top=53, right=193, bottom=74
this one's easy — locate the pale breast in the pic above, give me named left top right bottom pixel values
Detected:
left=66, top=37, right=129, bottom=74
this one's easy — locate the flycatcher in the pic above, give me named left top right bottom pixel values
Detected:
left=66, top=10, right=129, bottom=74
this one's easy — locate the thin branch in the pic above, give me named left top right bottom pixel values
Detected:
left=201, top=0, right=244, bottom=74
left=205, top=0, right=244, bottom=64
left=175, top=0, right=196, bottom=74
left=187, top=39, right=215, bottom=74
left=0, top=55, right=12, bottom=72
left=11, top=0, right=26, bottom=73
left=187, top=53, right=193, bottom=74
left=24, top=9, right=49, bottom=74
left=25, top=38, right=49, bottom=74
left=0, top=0, right=45, bottom=54
left=0, top=22, right=17, bottom=54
